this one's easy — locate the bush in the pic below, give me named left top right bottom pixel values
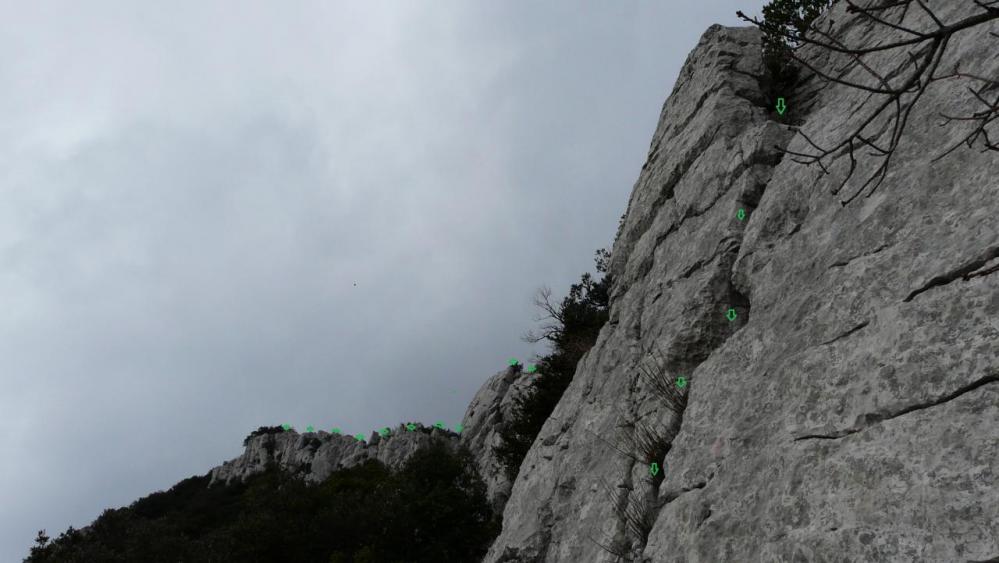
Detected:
left=495, top=250, right=611, bottom=480
left=759, top=0, right=832, bottom=83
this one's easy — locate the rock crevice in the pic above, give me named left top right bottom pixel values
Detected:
left=793, top=373, right=999, bottom=442
left=903, top=245, right=999, bottom=302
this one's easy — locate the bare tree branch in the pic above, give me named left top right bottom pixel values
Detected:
left=738, top=1, right=999, bottom=205
left=522, top=286, right=564, bottom=344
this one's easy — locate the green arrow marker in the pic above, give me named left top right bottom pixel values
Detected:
left=736, top=208, right=746, bottom=221
left=650, top=462, right=660, bottom=477
left=525, top=364, right=538, bottom=374
left=354, top=434, right=365, bottom=442
left=434, top=421, right=446, bottom=430
left=726, top=308, right=738, bottom=322
left=508, top=358, right=520, bottom=367
left=676, top=376, right=688, bottom=389
left=406, top=423, right=417, bottom=432
left=454, top=423, right=464, bottom=433
left=331, top=427, right=342, bottom=434
left=378, top=427, right=390, bottom=437
left=281, top=424, right=291, bottom=431
left=306, top=425, right=314, bottom=433
left=776, top=97, right=787, bottom=116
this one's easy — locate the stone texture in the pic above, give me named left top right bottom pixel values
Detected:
left=210, top=424, right=460, bottom=486
left=213, top=366, right=533, bottom=512
left=485, top=7, right=999, bottom=563
left=461, top=366, right=537, bottom=511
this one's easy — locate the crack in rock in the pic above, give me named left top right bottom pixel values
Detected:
left=658, top=480, right=709, bottom=507
left=903, top=246, right=999, bottom=302
left=793, top=374, right=999, bottom=441
left=828, top=242, right=890, bottom=269
left=820, top=320, right=870, bottom=346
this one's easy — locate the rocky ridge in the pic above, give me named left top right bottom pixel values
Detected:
left=210, top=424, right=461, bottom=486
left=211, top=365, right=530, bottom=512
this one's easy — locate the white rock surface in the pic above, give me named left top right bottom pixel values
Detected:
left=210, top=424, right=460, bottom=486
left=485, top=7, right=999, bottom=562
left=461, top=366, right=537, bottom=511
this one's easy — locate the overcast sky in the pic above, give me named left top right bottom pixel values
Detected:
left=0, top=1, right=756, bottom=558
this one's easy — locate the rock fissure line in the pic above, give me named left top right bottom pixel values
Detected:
left=622, top=133, right=782, bottom=559
left=648, top=142, right=770, bottom=267
left=965, top=262, right=999, bottom=280
left=621, top=125, right=726, bottom=275
left=903, top=245, right=999, bottom=302
left=793, top=373, right=999, bottom=441
left=678, top=239, right=742, bottom=282
left=828, top=242, right=890, bottom=269
left=659, top=480, right=709, bottom=507
left=821, top=320, right=870, bottom=346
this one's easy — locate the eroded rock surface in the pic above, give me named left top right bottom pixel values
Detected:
left=461, top=366, right=537, bottom=511
left=486, top=7, right=999, bottom=563
left=212, top=365, right=533, bottom=513
left=210, top=425, right=459, bottom=486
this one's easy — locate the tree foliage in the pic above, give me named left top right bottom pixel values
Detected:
left=25, top=441, right=498, bottom=563
left=759, top=0, right=833, bottom=80
left=495, top=250, right=611, bottom=481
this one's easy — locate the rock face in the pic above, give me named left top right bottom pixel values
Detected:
left=210, top=425, right=460, bottom=486
left=484, top=6, right=999, bottom=563
left=213, top=366, right=532, bottom=512
left=460, top=366, right=537, bottom=511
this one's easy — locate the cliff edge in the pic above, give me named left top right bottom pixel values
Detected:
left=485, top=6, right=999, bottom=562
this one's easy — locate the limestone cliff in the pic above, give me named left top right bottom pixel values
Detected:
left=211, top=425, right=460, bottom=486
left=483, top=5, right=999, bottom=563
left=460, top=366, right=537, bottom=512
left=212, top=366, right=529, bottom=512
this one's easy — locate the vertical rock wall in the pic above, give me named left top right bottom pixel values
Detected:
left=461, top=366, right=537, bottom=511
left=486, top=5, right=999, bottom=562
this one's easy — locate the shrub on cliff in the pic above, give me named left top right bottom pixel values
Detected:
left=495, top=250, right=611, bottom=481
left=758, top=0, right=832, bottom=83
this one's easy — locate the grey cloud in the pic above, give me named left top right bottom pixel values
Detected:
left=0, top=1, right=756, bottom=559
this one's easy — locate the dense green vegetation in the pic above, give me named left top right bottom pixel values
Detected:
left=26, top=441, right=498, bottom=563
left=759, top=0, right=832, bottom=83
left=495, top=250, right=611, bottom=480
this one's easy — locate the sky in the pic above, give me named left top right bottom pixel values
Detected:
left=0, top=1, right=756, bottom=558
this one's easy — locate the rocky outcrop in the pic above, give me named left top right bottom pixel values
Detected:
left=485, top=5, right=999, bottom=562
left=210, top=425, right=460, bottom=486
left=212, top=366, right=532, bottom=511
left=461, top=366, right=537, bottom=511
